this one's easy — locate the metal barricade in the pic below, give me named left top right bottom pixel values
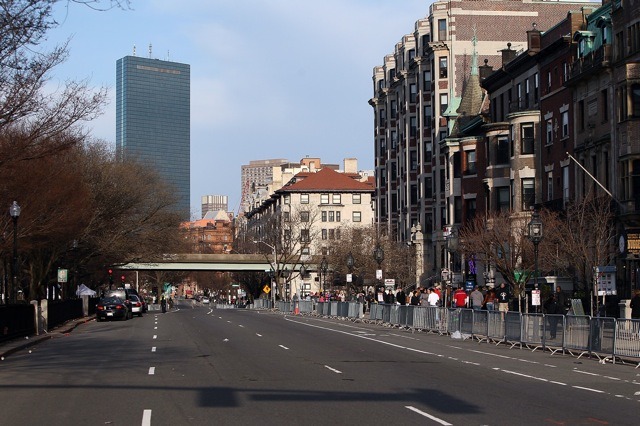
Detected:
left=347, top=302, right=362, bottom=319
left=504, top=311, right=522, bottom=347
left=404, top=305, right=415, bottom=328
left=614, top=319, right=640, bottom=365
left=471, top=309, right=489, bottom=342
left=337, top=302, right=349, bottom=318
left=590, top=317, right=616, bottom=362
left=381, top=303, right=392, bottom=324
left=521, top=313, right=545, bottom=350
left=487, top=310, right=505, bottom=342
left=369, top=303, right=383, bottom=322
left=329, top=301, right=339, bottom=316
left=298, top=300, right=313, bottom=314
left=459, top=308, right=474, bottom=335
left=412, top=305, right=428, bottom=330
left=564, top=315, right=591, bottom=356
left=543, top=314, right=565, bottom=352
left=388, top=304, right=400, bottom=326
left=446, top=308, right=460, bottom=334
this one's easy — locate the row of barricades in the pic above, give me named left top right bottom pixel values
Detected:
left=246, top=300, right=640, bottom=365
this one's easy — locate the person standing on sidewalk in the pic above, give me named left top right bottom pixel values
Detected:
left=470, top=286, right=484, bottom=310
left=496, top=283, right=511, bottom=315
left=453, top=287, right=467, bottom=308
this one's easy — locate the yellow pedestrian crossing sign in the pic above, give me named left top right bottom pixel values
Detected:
left=263, top=285, right=271, bottom=294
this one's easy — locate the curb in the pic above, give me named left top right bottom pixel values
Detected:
left=0, top=315, right=95, bottom=359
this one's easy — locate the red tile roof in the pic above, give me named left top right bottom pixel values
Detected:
left=278, top=167, right=374, bottom=193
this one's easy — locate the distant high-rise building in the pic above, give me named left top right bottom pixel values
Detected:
left=116, top=54, right=191, bottom=218
left=240, top=159, right=288, bottom=212
left=201, top=195, right=228, bottom=217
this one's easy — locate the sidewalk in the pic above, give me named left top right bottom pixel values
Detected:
left=0, top=315, right=95, bottom=359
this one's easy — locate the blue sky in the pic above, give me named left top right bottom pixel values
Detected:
left=46, top=0, right=431, bottom=217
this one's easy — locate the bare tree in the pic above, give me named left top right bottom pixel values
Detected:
left=542, top=195, right=616, bottom=303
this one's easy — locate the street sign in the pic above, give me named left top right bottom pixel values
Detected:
left=531, top=289, right=541, bottom=306
left=441, top=268, right=450, bottom=282
left=376, top=269, right=382, bottom=280
left=595, top=266, right=617, bottom=295
left=57, top=268, right=68, bottom=283
left=263, top=285, right=271, bottom=294
left=346, top=273, right=353, bottom=283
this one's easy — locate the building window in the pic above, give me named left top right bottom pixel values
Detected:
left=300, top=194, right=309, bottom=204
left=329, top=229, right=335, bottom=240
left=410, top=116, right=417, bottom=137
left=322, top=229, right=327, bottom=240
left=283, top=195, right=290, bottom=204
left=497, top=187, right=510, bottom=212
left=464, top=150, right=476, bottom=175
left=390, top=100, right=397, bottom=119
left=424, top=104, right=432, bottom=127
left=533, top=73, right=539, bottom=103
left=352, top=194, right=361, bottom=204
left=454, top=196, right=462, bottom=223
left=466, top=198, right=476, bottom=221
left=632, top=84, right=640, bottom=117
left=336, top=229, right=341, bottom=240
left=496, top=136, right=510, bottom=165
left=409, top=83, right=417, bottom=103
left=546, top=119, right=553, bottom=145
left=379, top=109, right=386, bottom=127
left=328, top=211, right=335, bottom=222
left=439, top=56, right=447, bottom=78
left=300, top=211, right=310, bottom=222
left=300, top=229, right=310, bottom=243
left=521, top=123, right=534, bottom=155
left=423, top=70, right=431, bottom=90
left=410, top=150, right=418, bottom=170
left=438, top=19, right=447, bottom=41
left=562, top=111, right=569, bottom=138
left=522, top=178, right=535, bottom=210
left=320, top=194, right=329, bottom=204
left=321, top=211, right=327, bottom=222
left=391, top=130, right=397, bottom=149
left=440, top=93, right=448, bottom=114
left=601, top=89, right=609, bottom=122
left=547, top=172, right=553, bottom=201
left=302, top=247, right=310, bottom=255
left=332, top=194, right=341, bottom=204
left=336, top=211, right=341, bottom=222
left=352, top=211, right=362, bottom=222
left=283, top=211, right=290, bottom=222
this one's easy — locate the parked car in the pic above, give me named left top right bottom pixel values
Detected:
left=202, top=297, right=210, bottom=304
left=128, top=294, right=144, bottom=317
left=96, top=296, right=130, bottom=321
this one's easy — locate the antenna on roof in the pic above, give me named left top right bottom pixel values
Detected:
left=133, top=45, right=136, bottom=56
left=167, top=50, right=170, bottom=61
left=148, top=43, right=152, bottom=58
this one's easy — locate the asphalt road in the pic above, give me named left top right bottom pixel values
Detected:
left=1, top=300, right=639, bottom=425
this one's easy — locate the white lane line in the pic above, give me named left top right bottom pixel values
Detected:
left=279, top=345, right=289, bottom=350
left=154, top=326, right=158, bottom=330
left=573, top=386, right=606, bottom=394
left=239, top=325, right=244, bottom=328
left=148, top=367, right=155, bottom=375
left=494, top=368, right=549, bottom=382
left=141, top=409, right=152, bottom=426
left=405, top=406, right=452, bottom=425
left=151, top=347, right=156, bottom=352
left=324, top=365, right=342, bottom=374
left=256, top=333, right=262, bottom=337
left=153, top=335, right=157, bottom=339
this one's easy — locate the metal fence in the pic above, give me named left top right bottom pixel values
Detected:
left=48, top=299, right=83, bottom=331
left=248, top=301, right=640, bottom=367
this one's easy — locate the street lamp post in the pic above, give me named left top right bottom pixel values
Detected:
left=299, top=263, right=306, bottom=297
left=446, top=226, right=459, bottom=307
left=373, top=244, right=384, bottom=290
left=320, top=256, right=328, bottom=296
left=9, top=201, right=20, bottom=304
left=527, top=208, right=543, bottom=295
left=346, top=251, right=354, bottom=299
left=411, top=223, right=424, bottom=290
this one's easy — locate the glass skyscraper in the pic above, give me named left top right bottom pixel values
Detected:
left=116, top=55, right=190, bottom=219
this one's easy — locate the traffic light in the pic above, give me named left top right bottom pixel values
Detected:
left=121, top=275, right=126, bottom=285
left=108, top=269, right=113, bottom=286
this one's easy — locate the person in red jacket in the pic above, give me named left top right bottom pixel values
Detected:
left=453, top=287, right=468, bottom=308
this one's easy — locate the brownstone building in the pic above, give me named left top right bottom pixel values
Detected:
left=182, top=210, right=234, bottom=254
